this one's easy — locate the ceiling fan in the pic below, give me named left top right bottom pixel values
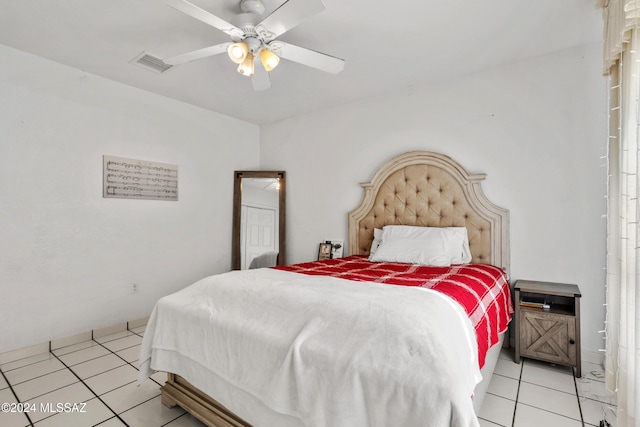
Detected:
left=161, top=0, right=345, bottom=91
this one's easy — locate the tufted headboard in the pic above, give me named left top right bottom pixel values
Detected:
left=348, top=151, right=510, bottom=272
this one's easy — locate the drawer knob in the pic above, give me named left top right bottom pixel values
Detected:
left=569, top=339, right=575, bottom=345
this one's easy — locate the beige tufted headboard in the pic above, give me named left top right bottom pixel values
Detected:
left=348, top=151, right=510, bottom=272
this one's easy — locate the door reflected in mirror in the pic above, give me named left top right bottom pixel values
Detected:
left=232, top=171, right=286, bottom=270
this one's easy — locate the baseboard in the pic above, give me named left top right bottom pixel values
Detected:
left=0, top=342, right=50, bottom=366
left=0, top=316, right=150, bottom=366
left=582, top=349, right=605, bottom=367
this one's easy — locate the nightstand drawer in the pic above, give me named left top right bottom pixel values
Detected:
left=518, top=310, right=577, bottom=366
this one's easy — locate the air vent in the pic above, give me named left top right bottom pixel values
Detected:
left=130, top=51, right=173, bottom=73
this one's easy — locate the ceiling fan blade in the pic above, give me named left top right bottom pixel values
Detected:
left=163, top=43, right=231, bottom=65
left=165, top=0, right=242, bottom=37
left=257, top=0, right=325, bottom=40
left=252, top=58, right=271, bottom=91
left=275, top=42, right=345, bottom=74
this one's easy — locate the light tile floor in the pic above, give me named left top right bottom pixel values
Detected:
left=479, top=348, right=618, bottom=427
left=0, top=326, right=202, bottom=427
left=0, top=325, right=618, bottom=427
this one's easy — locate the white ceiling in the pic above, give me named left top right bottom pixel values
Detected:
left=0, top=0, right=602, bottom=125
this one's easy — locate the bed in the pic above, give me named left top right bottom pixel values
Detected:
left=138, top=151, right=512, bottom=427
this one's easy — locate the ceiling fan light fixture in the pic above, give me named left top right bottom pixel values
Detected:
left=260, top=49, right=280, bottom=71
left=227, top=42, right=249, bottom=64
left=237, top=53, right=255, bottom=76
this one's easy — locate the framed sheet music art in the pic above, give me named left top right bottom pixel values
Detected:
left=103, top=155, right=178, bottom=201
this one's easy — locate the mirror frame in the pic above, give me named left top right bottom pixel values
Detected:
left=232, top=170, right=286, bottom=270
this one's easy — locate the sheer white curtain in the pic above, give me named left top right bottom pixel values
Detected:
left=603, top=1, right=640, bottom=426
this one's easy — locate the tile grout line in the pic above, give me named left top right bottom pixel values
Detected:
left=121, top=326, right=188, bottom=425
left=90, top=329, right=180, bottom=423
left=1, top=355, right=61, bottom=375
left=105, top=327, right=145, bottom=374
left=513, top=360, right=585, bottom=425
left=46, top=331, right=147, bottom=425
left=4, top=325, right=181, bottom=427
left=50, top=347, right=131, bottom=427
left=0, top=367, right=35, bottom=427
left=6, top=341, right=140, bottom=376
left=3, top=367, right=69, bottom=388
left=515, top=402, right=587, bottom=425
left=90, top=334, right=184, bottom=427
left=91, top=343, right=152, bottom=387
left=0, top=319, right=149, bottom=365
left=8, top=339, right=588, bottom=427
left=0, top=326, right=145, bottom=373
left=574, top=370, right=586, bottom=426
left=517, top=379, right=586, bottom=397
left=123, top=334, right=167, bottom=387
left=160, top=412, right=192, bottom=427
left=510, top=359, right=524, bottom=427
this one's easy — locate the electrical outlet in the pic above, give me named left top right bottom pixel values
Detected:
left=132, top=283, right=138, bottom=293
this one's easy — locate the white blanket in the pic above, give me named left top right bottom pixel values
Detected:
left=139, top=268, right=482, bottom=427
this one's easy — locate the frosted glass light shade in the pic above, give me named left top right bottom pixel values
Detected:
left=259, top=49, right=280, bottom=71
left=228, top=42, right=249, bottom=64
left=237, top=53, right=255, bottom=76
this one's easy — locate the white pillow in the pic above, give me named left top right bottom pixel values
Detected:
left=369, top=226, right=454, bottom=266
left=369, top=228, right=382, bottom=255
left=446, top=227, right=472, bottom=264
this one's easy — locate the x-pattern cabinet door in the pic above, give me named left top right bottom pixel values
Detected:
left=519, top=310, right=577, bottom=366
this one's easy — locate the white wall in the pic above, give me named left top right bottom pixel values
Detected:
left=0, top=44, right=260, bottom=353
left=260, top=43, right=608, bottom=362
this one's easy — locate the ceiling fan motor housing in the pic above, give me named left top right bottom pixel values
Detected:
left=231, top=0, right=271, bottom=53
left=244, top=37, right=262, bottom=54
left=239, top=0, right=265, bottom=15
left=232, top=0, right=265, bottom=30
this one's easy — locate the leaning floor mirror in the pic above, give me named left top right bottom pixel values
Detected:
left=232, top=171, right=286, bottom=270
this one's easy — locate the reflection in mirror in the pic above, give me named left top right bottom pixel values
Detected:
left=232, top=171, right=286, bottom=270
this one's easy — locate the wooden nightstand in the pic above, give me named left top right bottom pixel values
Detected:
left=514, top=280, right=582, bottom=377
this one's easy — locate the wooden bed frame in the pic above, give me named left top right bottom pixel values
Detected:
left=159, top=150, right=510, bottom=427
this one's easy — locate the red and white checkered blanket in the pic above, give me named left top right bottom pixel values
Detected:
left=276, top=256, right=513, bottom=368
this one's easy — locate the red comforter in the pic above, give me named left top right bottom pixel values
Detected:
left=276, top=255, right=513, bottom=368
